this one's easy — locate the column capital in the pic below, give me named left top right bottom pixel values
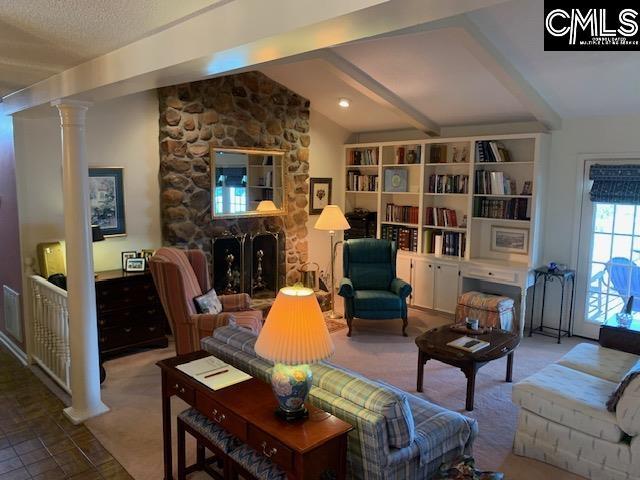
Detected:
left=51, top=99, right=92, bottom=126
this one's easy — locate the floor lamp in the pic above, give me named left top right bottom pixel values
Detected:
left=314, top=205, right=350, bottom=319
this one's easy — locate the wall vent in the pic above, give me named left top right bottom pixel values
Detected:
left=3, top=286, right=22, bottom=342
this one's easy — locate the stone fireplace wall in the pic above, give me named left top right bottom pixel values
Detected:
left=158, top=71, right=310, bottom=285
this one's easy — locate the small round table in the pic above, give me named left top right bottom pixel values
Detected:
left=415, top=326, right=520, bottom=411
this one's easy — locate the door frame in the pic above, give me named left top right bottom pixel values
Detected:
left=571, top=153, right=640, bottom=338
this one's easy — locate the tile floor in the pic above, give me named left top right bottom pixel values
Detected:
left=0, top=347, right=132, bottom=480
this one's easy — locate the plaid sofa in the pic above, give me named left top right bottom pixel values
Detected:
left=201, top=326, right=478, bottom=479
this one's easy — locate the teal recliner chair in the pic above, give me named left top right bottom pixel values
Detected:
left=338, top=239, right=412, bottom=337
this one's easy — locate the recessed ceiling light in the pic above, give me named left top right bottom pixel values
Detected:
left=338, top=98, right=350, bottom=108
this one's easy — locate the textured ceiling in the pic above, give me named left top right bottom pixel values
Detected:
left=0, top=0, right=226, bottom=97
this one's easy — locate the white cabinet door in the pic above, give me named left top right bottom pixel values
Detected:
left=396, top=254, right=413, bottom=305
left=434, top=262, right=459, bottom=314
left=411, top=257, right=434, bottom=309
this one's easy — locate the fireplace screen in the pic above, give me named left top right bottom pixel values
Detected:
left=212, top=230, right=283, bottom=298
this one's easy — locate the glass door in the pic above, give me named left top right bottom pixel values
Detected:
left=574, top=159, right=640, bottom=338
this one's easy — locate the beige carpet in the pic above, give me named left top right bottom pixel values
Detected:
left=87, top=308, right=587, bottom=480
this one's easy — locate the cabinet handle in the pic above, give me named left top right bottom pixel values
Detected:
left=428, top=264, right=432, bottom=268
left=147, top=309, right=156, bottom=315
left=211, top=409, right=225, bottom=423
left=261, top=441, right=277, bottom=458
left=99, top=319, right=105, bottom=326
left=488, top=272, right=493, bottom=276
left=123, top=287, right=130, bottom=292
left=437, top=266, right=441, bottom=269
left=124, top=327, right=132, bottom=333
left=148, top=325, right=157, bottom=332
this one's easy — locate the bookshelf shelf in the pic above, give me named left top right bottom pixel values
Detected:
left=474, top=161, right=534, bottom=166
left=382, top=191, right=420, bottom=195
left=425, top=163, right=470, bottom=167
left=382, top=164, right=422, bottom=168
left=381, top=221, right=419, bottom=228
left=346, top=190, right=378, bottom=194
left=423, top=225, right=467, bottom=232
left=346, top=165, right=379, bottom=169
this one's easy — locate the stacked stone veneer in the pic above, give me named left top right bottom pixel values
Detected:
left=158, top=71, right=311, bottom=285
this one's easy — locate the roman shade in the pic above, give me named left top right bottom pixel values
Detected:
left=589, top=164, right=640, bottom=204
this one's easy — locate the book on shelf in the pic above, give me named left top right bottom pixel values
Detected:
left=383, top=169, right=408, bottom=192
left=427, top=174, right=469, bottom=194
left=429, top=144, right=447, bottom=164
left=447, top=336, right=490, bottom=353
left=424, top=207, right=458, bottom=228
left=348, top=148, right=378, bottom=166
left=475, top=141, right=511, bottom=163
left=385, top=203, right=419, bottom=224
left=423, top=230, right=466, bottom=257
left=380, top=225, right=418, bottom=252
left=473, top=198, right=530, bottom=220
left=347, top=170, right=378, bottom=191
left=475, top=170, right=518, bottom=195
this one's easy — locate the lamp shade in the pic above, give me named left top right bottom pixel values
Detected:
left=255, top=285, right=334, bottom=365
left=314, top=205, right=350, bottom=231
left=256, top=200, right=278, bottom=212
left=91, top=225, right=105, bottom=242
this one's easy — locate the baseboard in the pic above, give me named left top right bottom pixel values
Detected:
left=0, top=330, right=28, bottom=365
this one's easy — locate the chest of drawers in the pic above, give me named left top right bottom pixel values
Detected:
left=95, top=270, right=168, bottom=364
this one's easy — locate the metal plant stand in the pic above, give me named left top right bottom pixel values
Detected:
left=528, top=267, right=576, bottom=344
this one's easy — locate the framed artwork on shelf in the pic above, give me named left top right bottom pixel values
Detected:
left=89, top=167, right=126, bottom=236
left=125, top=257, right=146, bottom=273
left=309, top=177, right=332, bottom=214
left=490, top=226, right=529, bottom=254
left=121, top=251, right=137, bottom=271
left=384, top=168, right=408, bottom=192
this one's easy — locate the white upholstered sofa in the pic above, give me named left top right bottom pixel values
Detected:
left=512, top=343, right=640, bottom=480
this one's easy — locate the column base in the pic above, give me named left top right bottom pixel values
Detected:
left=63, top=402, right=110, bottom=425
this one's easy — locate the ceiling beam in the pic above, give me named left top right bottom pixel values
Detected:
left=1, top=0, right=508, bottom=115
left=457, top=15, right=562, bottom=130
left=318, top=50, right=440, bottom=136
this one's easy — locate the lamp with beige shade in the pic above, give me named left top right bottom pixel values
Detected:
left=314, top=205, right=350, bottom=319
left=255, top=285, right=334, bottom=420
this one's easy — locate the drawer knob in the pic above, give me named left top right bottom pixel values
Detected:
left=124, top=327, right=132, bottom=333
left=488, top=272, right=493, bottom=275
left=99, top=319, right=105, bottom=326
left=261, top=441, right=277, bottom=458
left=173, top=383, right=185, bottom=394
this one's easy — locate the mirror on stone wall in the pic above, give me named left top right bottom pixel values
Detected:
left=211, top=147, right=285, bottom=218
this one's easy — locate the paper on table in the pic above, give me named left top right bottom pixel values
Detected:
left=176, top=356, right=252, bottom=391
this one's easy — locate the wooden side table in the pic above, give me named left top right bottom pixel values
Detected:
left=528, top=267, right=576, bottom=344
left=157, top=351, right=352, bottom=480
left=599, top=315, right=640, bottom=355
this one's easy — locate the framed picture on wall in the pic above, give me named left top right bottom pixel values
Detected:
left=89, top=167, right=126, bottom=236
left=490, top=226, right=529, bottom=254
left=309, top=177, right=332, bottom=215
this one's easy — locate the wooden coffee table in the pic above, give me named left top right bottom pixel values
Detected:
left=415, top=326, right=520, bottom=411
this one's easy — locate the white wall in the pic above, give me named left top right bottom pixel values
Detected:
left=544, top=115, right=640, bottom=267
left=307, top=109, right=351, bottom=285
left=14, top=91, right=162, bottom=273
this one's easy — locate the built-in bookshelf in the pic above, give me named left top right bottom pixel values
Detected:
left=343, top=134, right=548, bottom=267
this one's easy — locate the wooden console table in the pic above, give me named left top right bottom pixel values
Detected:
left=157, top=351, right=352, bottom=480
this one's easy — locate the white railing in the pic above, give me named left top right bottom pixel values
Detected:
left=29, top=275, right=71, bottom=394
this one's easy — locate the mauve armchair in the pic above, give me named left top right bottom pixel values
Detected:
left=149, top=247, right=262, bottom=355
left=338, top=239, right=412, bottom=337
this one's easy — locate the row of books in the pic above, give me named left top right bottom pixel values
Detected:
left=475, top=141, right=512, bottom=163
left=384, top=204, right=419, bottom=224
left=424, top=207, right=459, bottom=228
left=475, top=170, right=519, bottom=195
left=427, top=174, right=469, bottom=194
left=348, top=148, right=379, bottom=166
left=380, top=225, right=418, bottom=252
left=473, top=198, right=530, bottom=220
left=424, top=230, right=466, bottom=257
left=347, top=171, right=378, bottom=191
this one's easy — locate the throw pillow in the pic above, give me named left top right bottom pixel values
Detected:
left=607, top=363, right=640, bottom=412
left=194, top=288, right=223, bottom=315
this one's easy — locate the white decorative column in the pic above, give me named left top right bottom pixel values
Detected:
left=52, top=100, right=109, bottom=424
